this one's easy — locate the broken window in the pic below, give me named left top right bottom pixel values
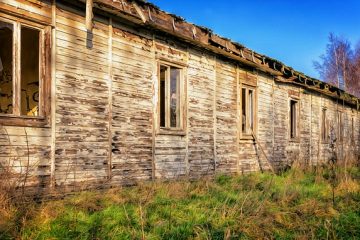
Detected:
left=0, top=20, right=13, bottom=114
left=0, top=15, right=50, bottom=126
left=290, top=100, right=298, bottom=139
left=241, top=86, right=256, bottom=137
left=321, top=108, right=328, bottom=143
left=158, top=63, right=183, bottom=130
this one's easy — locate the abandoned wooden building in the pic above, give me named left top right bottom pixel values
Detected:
left=0, top=0, right=359, bottom=193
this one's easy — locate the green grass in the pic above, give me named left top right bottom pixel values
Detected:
left=1, top=167, right=360, bottom=239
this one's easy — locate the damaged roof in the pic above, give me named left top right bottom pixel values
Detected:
left=81, top=0, right=359, bottom=109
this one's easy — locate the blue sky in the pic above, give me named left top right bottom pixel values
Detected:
left=149, top=0, right=360, bottom=79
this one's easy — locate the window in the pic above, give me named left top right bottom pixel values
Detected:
left=241, top=86, right=256, bottom=137
left=0, top=16, right=50, bottom=127
left=289, top=100, right=298, bottom=139
left=158, top=62, right=184, bottom=132
left=337, top=111, right=343, bottom=142
left=351, top=117, right=354, bottom=141
left=321, top=108, right=328, bottom=143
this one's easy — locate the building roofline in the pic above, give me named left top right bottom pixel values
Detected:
left=78, top=0, right=359, bottom=109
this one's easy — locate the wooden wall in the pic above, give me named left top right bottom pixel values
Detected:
left=54, top=6, right=110, bottom=190
left=0, top=1, right=359, bottom=193
left=187, top=50, right=216, bottom=177
left=215, top=60, right=238, bottom=174
left=110, top=24, right=154, bottom=185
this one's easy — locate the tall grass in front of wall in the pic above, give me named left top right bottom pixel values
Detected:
left=0, top=164, right=359, bottom=240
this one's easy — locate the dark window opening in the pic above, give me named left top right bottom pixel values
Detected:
left=249, top=89, right=254, bottom=130
left=241, top=88, right=246, bottom=133
left=0, top=21, right=13, bottom=114
left=337, top=112, right=343, bottom=142
left=21, top=26, right=40, bottom=116
left=159, top=66, right=166, bottom=127
left=322, top=108, right=327, bottom=142
left=290, top=100, right=297, bottom=139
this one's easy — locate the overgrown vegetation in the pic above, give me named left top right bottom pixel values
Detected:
left=1, top=166, right=360, bottom=240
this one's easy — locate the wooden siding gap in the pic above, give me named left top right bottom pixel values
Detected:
left=185, top=48, right=190, bottom=177
left=107, top=17, right=113, bottom=179
left=151, top=34, right=156, bottom=180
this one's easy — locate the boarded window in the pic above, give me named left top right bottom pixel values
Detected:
left=0, top=20, right=13, bottom=114
left=290, top=100, right=298, bottom=139
left=158, top=63, right=182, bottom=130
left=321, top=108, right=328, bottom=142
left=241, top=86, right=256, bottom=136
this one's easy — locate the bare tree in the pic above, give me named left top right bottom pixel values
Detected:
left=349, top=42, right=360, bottom=96
left=314, top=33, right=360, bottom=97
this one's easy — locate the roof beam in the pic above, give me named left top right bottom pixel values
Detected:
left=86, top=0, right=93, bottom=32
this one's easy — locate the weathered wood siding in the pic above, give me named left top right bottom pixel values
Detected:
left=187, top=50, right=216, bottom=178
left=0, top=0, right=52, bottom=24
left=0, top=1, right=359, bottom=194
left=111, top=25, right=154, bottom=184
left=215, top=59, right=238, bottom=174
left=255, top=76, right=360, bottom=169
left=299, top=91, right=311, bottom=165
left=0, top=126, right=51, bottom=191
left=257, top=73, right=275, bottom=168
left=54, top=6, right=110, bottom=189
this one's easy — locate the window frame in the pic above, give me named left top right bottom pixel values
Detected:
left=240, top=84, right=257, bottom=139
left=0, top=14, right=51, bottom=127
left=289, top=98, right=300, bottom=142
left=156, top=60, right=186, bottom=136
